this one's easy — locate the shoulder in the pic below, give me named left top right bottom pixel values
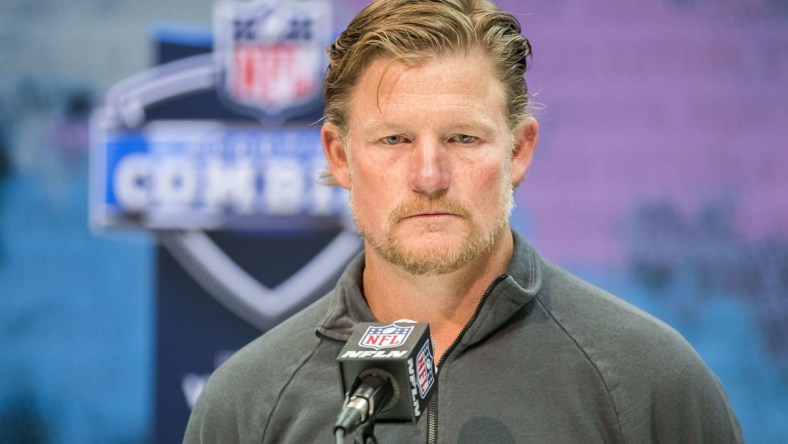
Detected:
left=537, top=260, right=688, bottom=360
left=535, top=260, right=743, bottom=442
left=183, top=296, right=331, bottom=443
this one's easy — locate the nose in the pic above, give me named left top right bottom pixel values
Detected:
left=409, top=139, right=450, bottom=197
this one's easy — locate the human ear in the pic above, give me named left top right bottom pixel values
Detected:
left=321, top=122, right=351, bottom=189
left=510, top=116, right=539, bottom=187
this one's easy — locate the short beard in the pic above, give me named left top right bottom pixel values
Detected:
left=354, top=187, right=514, bottom=276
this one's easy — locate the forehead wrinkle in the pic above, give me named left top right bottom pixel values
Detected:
left=377, top=82, right=507, bottom=131
left=373, top=97, right=502, bottom=131
left=350, top=53, right=508, bottom=136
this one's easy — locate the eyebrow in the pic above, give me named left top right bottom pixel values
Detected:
left=361, top=116, right=500, bottom=137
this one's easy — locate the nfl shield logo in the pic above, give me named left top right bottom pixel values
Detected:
left=214, top=0, right=332, bottom=122
left=416, top=340, right=435, bottom=398
left=359, top=324, right=414, bottom=350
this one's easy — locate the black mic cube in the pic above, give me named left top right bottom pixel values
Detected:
left=337, top=322, right=436, bottom=423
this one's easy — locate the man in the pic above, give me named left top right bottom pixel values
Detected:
left=184, top=0, right=743, bottom=442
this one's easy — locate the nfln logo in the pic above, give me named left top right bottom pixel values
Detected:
left=416, top=340, right=435, bottom=398
left=359, top=324, right=413, bottom=350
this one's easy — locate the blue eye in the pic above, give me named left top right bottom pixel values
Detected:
left=456, top=134, right=476, bottom=144
left=384, top=135, right=402, bottom=145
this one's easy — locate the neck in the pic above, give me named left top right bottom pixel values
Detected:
left=362, top=229, right=514, bottom=360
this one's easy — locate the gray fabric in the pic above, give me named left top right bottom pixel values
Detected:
left=184, top=232, right=743, bottom=443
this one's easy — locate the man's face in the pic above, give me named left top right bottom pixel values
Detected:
left=325, top=52, right=534, bottom=275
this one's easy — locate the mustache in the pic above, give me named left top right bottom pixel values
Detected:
left=388, top=196, right=472, bottom=223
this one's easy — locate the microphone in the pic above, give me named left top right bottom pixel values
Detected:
left=335, top=321, right=437, bottom=439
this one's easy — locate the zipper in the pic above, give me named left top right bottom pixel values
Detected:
left=425, top=274, right=508, bottom=444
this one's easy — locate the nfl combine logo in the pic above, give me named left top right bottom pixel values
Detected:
left=359, top=324, right=414, bottom=350
left=416, top=340, right=435, bottom=398
left=214, top=0, right=332, bottom=121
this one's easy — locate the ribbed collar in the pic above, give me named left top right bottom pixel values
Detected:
left=316, top=231, right=542, bottom=344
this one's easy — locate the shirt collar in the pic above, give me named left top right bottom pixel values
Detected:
left=316, top=231, right=542, bottom=343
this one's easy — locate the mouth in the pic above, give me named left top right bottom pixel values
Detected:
left=401, top=210, right=461, bottom=221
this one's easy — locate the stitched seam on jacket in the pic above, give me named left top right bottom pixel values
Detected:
left=533, top=295, right=627, bottom=444
left=260, top=339, right=324, bottom=442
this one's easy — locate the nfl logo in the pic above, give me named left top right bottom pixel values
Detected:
left=359, top=324, right=414, bottom=350
left=213, top=0, right=332, bottom=122
left=416, top=340, right=435, bottom=398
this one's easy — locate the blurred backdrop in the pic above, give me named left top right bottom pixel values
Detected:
left=1, top=0, right=786, bottom=443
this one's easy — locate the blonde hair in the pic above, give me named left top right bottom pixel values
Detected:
left=321, top=0, right=533, bottom=184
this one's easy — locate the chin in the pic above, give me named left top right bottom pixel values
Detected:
left=402, top=231, right=466, bottom=250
